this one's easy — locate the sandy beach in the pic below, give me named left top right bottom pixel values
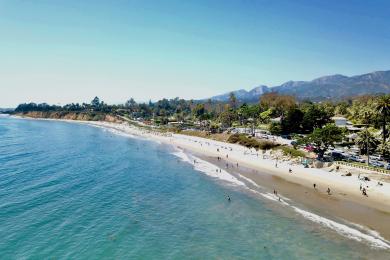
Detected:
left=85, top=121, right=390, bottom=210
left=79, top=120, right=390, bottom=240
left=13, top=117, right=390, bottom=247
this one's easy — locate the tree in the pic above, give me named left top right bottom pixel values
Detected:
left=334, top=101, right=349, bottom=116
left=269, top=122, right=282, bottom=135
left=260, top=92, right=296, bottom=116
left=355, top=130, right=379, bottom=155
left=301, top=104, right=332, bottom=132
left=219, top=109, right=238, bottom=128
left=259, top=109, right=273, bottom=123
left=298, top=124, right=345, bottom=159
left=229, top=92, right=238, bottom=110
left=375, top=95, right=390, bottom=150
left=125, top=98, right=137, bottom=110
left=378, top=142, right=390, bottom=161
left=281, top=107, right=304, bottom=134
left=91, top=96, right=101, bottom=110
left=193, top=104, right=206, bottom=119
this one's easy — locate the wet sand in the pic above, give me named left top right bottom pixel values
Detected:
left=196, top=152, right=390, bottom=241
left=17, top=117, right=390, bottom=242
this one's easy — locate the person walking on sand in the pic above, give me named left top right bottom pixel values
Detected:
left=327, top=188, right=331, bottom=195
left=289, top=168, right=292, bottom=173
left=313, top=183, right=316, bottom=189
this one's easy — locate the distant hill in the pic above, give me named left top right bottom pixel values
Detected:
left=209, top=70, right=390, bottom=102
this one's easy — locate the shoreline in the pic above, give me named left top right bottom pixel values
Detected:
left=10, top=116, right=390, bottom=247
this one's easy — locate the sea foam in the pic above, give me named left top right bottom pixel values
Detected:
left=97, top=123, right=390, bottom=250
left=173, top=147, right=390, bottom=250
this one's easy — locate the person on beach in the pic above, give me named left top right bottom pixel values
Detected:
left=289, top=168, right=292, bottom=173
left=219, top=169, right=222, bottom=173
left=327, top=188, right=331, bottom=195
left=227, top=195, right=231, bottom=202
left=313, top=183, right=316, bottom=189
left=236, top=163, right=239, bottom=168
left=362, top=188, right=367, bottom=196
left=226, top=154, right=229, bottom=159
left=273, top=189, right=277, bottom=195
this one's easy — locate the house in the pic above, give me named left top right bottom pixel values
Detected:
left=270, top=117, right=282, bottom=123
left=331, top=116, right=348, bottom=127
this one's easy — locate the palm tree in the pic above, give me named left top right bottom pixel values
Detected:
left=355, top=130, right=379, bottom=156
left=375, top=95, right=390, bottom=149
left=378, top=142, right=390, bottom=161
left=229, top=92, right=237, bottom=110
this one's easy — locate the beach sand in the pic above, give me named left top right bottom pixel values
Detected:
left=14, top=117, right=390, bottom=246
left=84, top=121, right=390, bottom=239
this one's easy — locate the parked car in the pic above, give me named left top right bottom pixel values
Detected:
left=330, top=151, right=345, bottom=161
left=347, top=155, right=366, bottom=163
left=369, top=161, right=385, bottom=168
left=370, top=155, right=383, bottom=161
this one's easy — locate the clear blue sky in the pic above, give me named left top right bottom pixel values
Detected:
left=1, top=0, right=390, bottom=107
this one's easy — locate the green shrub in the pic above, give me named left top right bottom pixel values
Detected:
left=280, top=146, right=305, bottom=157
left=227, top=133, right=241, bottom=143
left=258, top=140, right=278, bottom=150
left=227, top=133, right=278, bottom=150
left=269, top=122, right=282, bottom=135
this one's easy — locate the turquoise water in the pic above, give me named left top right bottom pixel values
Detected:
left=0, top=116, right=389, bottom=259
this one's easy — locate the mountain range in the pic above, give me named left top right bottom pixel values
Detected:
left=209, top=70, right=390, bottom=102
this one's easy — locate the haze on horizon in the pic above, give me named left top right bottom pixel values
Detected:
left=1, top=0, right=390, bottom=107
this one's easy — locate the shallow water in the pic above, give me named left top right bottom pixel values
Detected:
left=0, top=117, right=389, bottom=259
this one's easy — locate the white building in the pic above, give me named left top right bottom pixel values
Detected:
left=331, top=116, right=348, bottom=127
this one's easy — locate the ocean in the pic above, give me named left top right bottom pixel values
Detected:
left=0, top=116, right=389, bottom=259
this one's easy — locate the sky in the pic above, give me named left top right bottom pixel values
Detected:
left=1, top=0, right=390, bottom=107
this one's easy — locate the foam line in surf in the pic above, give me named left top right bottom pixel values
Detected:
left=173, top=148, right=390, bottom=250
left=172, top=147, right=246, bottom=187
left=92, top=124, right=390, bottom=250
left=292, top=206, right=390, bottom=249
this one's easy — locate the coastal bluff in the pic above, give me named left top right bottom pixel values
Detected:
left=16, top=111, right=121, bottom=122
